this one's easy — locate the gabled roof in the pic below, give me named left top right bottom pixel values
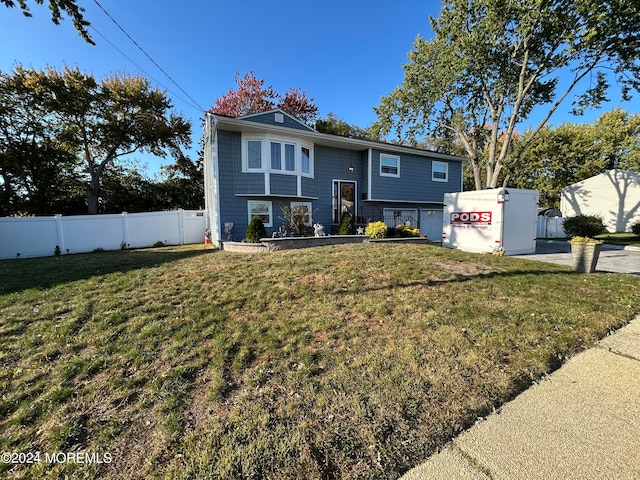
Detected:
left=207, top=111, right=468, bottom=163
left=238, top=108, right=316, bottom=132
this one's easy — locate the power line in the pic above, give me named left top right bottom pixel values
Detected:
left=92, top=0, right=206, bottom=113
left=89, top=25, right=201, bottom=113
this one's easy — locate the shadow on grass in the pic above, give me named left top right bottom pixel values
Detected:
left=0, top=246, right=218, bottom=294
left=339, top=266, right=579, bottom=297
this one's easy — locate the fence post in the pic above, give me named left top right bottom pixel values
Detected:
left=121, top=212, right=129, bottom=249
left=54, top=214, right=67, bottom=254
left=178, top=209, right=185, bottom=245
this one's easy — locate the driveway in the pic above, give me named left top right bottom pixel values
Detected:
left=513, top=241, right=640, bottom=275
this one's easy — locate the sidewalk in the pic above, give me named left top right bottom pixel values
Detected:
left=400, top=316, right=640, bottom=480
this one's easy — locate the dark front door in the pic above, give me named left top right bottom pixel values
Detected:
left=333, top=180, right=356, bottom=223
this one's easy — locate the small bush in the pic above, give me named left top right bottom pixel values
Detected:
left=395, top=224, right=420, bottom=237
left=280, top=205, right=311, bottom=236
left=569, top=236, right=602, bottom=244
left=631, top=222, right=640, bottom=236
left=246, top=217, right=267, bottom=243
left=562, top=214, right=606, bottom=238
left=153, top=241, right=165, bottom=248
left=365, top=221, right=387, bottom=239
left=337, top=212, right=356, bottom=235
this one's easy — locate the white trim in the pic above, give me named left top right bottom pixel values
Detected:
left=203, top=114, right=222, bottom=246
left=367, top=148, right=372, bottom=199
left=432, top=161, right=449, bottom=182
left=380, top=153, right=400, bottom=178
left=247, top=200, right=273, bottom=227
left=364, top=198, right=445, bottom=205
left=235, top=193, right=319, bottom=200
left=332, top=179, right=358, bottom=223
left=241, top=133, right=314, bottom=178
left=238, top=108, right=316, bottom=132
left=215, top=114, right=467, bottom=163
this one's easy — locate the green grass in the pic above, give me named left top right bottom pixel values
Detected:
left=595, top=232, right=640, bottom=246
left=1, top=243, right=639, bottom=479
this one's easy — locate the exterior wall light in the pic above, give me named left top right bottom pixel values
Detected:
left=348, top=162, right=354, bottom=173
left=497, top=188, right=510, bottom=203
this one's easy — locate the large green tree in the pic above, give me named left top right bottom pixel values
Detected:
left=0, top=65, right=192, bottom=214
left=509, top=108, right=640, bottom=206
left=0, top=66, right=84, bottom=215
left=42, top=66, right=192, bottom=214
left=373, top=0, right=640, bottom=190
left=1, top=0, right=93, bottom=44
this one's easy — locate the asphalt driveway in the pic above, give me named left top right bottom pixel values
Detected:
left=513, top=241, right=640, bottom=275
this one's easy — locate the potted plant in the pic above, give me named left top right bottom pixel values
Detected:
left=570, top=236, right=603, bottom=273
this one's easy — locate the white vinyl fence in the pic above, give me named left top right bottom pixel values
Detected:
left=536, top=215, right=566, bottom=239
left=0, top=210, right=207, bottom=259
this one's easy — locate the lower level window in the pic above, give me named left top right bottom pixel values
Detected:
left=290, top=201, right=312, bottom=226
left=248, top=200, right=272, bottom=227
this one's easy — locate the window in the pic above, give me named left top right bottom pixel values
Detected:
left=432, top=161, right=448, bottom=182
left=247, top=200, right=272, bottom=227
left=248, top=140, right=262, bottom=169
left=301, top=146, right=311, bottom=174
left=285, top=143, right=295, bottom=171
left=290, top=201, right=312, bottom=226
left=270, top=142, right=281, bottom=170
left=380, top=154, right=400, bottom=177
left=243, top=135, right=313, bottom=176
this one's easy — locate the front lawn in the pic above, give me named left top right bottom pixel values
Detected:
left=1, top=244, right=639, bottom=479
left=595, top=232, right=640, bottom=247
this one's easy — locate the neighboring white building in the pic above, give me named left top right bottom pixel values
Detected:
left=560, top=169, right=640, bottom=232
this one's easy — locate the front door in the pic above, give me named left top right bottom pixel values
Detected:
left=333, top=181, right=357, bottom=223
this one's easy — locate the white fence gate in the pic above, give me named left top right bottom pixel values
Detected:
left=0, top=210, right=207, bottom=259
left=536, top=216, right=565, bottom=239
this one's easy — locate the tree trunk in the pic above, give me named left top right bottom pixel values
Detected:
left=86, top=169, right=103, bottom=214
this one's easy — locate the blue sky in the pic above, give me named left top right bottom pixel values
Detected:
left=0, top=1, right=636, bottom=174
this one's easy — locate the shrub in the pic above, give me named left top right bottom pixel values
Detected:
left=631, top=221, right=640, bottom=236
left=562, top=214, right=606, bottom=238
left=569, top=236, right=602, bottom=244
left=337, top=212, right=356, bottom=235
left=246, top=216, right=267, bottom=243
left=280, top=205, right=311, bottom=236
left=365, top=221, right=387, bottom=239
left=395, top=224, right=420, bottom=237
left=153, top=241, right=165, bottom=248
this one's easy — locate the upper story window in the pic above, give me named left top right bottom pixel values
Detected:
left=248, top=140, right=262, bottom=169
left=380, top=154, right=400, bottom=177
left=301, top=147, right=311, bottom=174
left=432, top=161, right=448, bottom=182
left=243, top=135, right=313, bottom=177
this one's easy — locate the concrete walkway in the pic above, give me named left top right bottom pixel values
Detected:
left=400, top=316, right=640, bottom=480
left=513, top=240, right=640, bottom=275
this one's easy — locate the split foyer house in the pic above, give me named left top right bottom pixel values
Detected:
left=203, top=109, right=466, bottom=247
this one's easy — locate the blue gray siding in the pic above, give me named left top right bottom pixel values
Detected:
left=368, top=149, right=462, bottom=203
